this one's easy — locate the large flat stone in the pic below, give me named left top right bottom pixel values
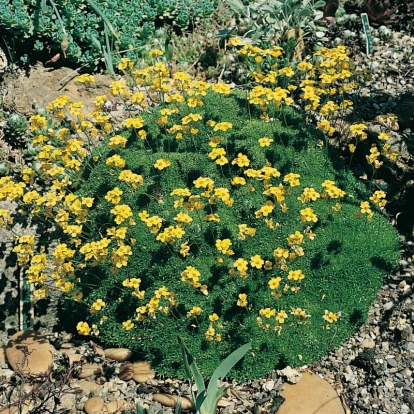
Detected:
left=278, top=372, right=345, bottom=414
left=5, top=330, right=54, bottom=377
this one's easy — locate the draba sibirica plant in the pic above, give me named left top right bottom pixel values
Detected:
left=0, top=48, right=399, bottom=380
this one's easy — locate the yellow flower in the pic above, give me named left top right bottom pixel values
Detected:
left=110, top=204, right=133, bottom=224
left=260, top=308, right=275, bottom=318
left=208, top=147, right=226, bottom=160
left=75, top=74, right=95, bottom=83
left=297, top=61, right=313, bottom=71
left=276, top=310, right=288, bottom=324
left=211, top=83, right=232, bottom=95
left=209, top=313, right=219, bottom=322
left=108, top=135, right=127, bottom=149
left=216, top=239, right=232, bottom=255
left=154, top=158, right=171, bottom=170
left=122, top=320, right=135, bottom=330
left=232, top=153, right=250, bottom=168
left=118, top=57, right=134, bottom=70
left=149, top=49, right=163, bottom=57
left=106, top=155, right=126, bottom=168
left=187, top=306, right=202, bottom=317
left=283, top=173, right=300, bottom=186
left=227, top=37, right=242, bottom=47
left=258, top=136, right=274, bottom=147
left=287, top=231, right=304, bottom=246
left=90, top=299, right=106, bottom=313
left=233, top=258, right=248, bottom=274
left=124, top=117, right=144, bottom=129
left=268, top=277, right=282, bottom=290
left=180, top=242, right=190, bottom=257
left=182, top=113, right=202, bottom=125
left=213, top=122, right=233, bottom=132
left=348, top=143, right=356, bottom=153
left=288, top=270, right=305, bottom=281
left=323, top=310, right=339, bottom=323
left=350, top=123, right=368, bottom=140
left=279, top=67, right=294, bottom=77
left=300, top=207, right=318, bottom=223
left=237, top=293, right=248, bottom=307
left=28, top=115, right=47, bottom=131
left=105, top=187, right=123, bottom=204
left=77, top=321, right=91, bottom=335
left=250, top=254, right=264, bottom=269
left=360, top=201, right=372, bottom=214
left=231, top=176, right=246, bottom=185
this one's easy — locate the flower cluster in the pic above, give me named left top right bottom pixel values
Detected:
left=0, top=46, right=399, bottom=380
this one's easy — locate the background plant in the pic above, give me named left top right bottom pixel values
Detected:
left=220, top=0, right=328, bottom=58
left=0, top=0, right=218, bottom=69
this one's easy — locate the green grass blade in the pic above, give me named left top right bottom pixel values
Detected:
left=178, top=336, right=206, bottom=394
left=204, top=343, right=251, bottom=410
left=84, top=0, right=119, bottom=39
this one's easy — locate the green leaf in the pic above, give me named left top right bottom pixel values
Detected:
left=203, top=343, right=251, bottom=412
left=178, top=336, right=206, bottom=395
left=313, top=0, right=326, bottom=8
left=84, top=0, right=119, bottom=39
left=164, top=36, right=173, bottom=61
left=298, top=8, right=312, bottom=17
left=224, top=0, right=245, bottom=13
left=195, top=390, right=207, bottom=410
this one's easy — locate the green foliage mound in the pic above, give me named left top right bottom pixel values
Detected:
left=0, top=0, right=217, bottom=67
left=64, top=90, right=399, bottom=380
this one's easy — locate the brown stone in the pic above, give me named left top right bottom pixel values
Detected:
left=76, top=363, right=102, bottom=379
left=5, top=331, right=54, bottom=377
left=83, top=396, right=105, bottom=414
left=0, top=346, right=7, bottom=367
left=153, top=394, right=194, bottom=410
left=278, top=372, right=345, bottom=414
left=118, top=362, right=133, bottom=381
left=73, top=379, right=102, bottom=394
left=0, top=403, right=29, bottom=414
left=132, top=361, right=155, bottom=383
left=104, top=400, right=129, bottom=413
left=104, top=348, right=133, bottom=362
left=66, top=353, right=83, bottom=367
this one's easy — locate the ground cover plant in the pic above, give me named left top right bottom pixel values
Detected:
left=0, top=45, right=400, bottom=380
left=0, top=0, right=217, bottom=69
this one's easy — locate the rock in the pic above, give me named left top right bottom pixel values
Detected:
left=277, top=366, right=302, bottom=384
left=73, top=379, right=102, bottom=394
left=83, top=396, right=105, bottom=414
left=59, top=342, right=74, bottom=350
left=0, top=403, right=30, bottom=414
left=384, top=301, right=394, bottom=311
left=104, top=400, right=129, bottom=413
left=152, top=394, right=194, bottom=410
left=5, top=330, right=54, bottom=377
left=119, top=362, right=133, bottom=381
left=132, top=361, right=155, bottom=383
left=278, top=372, right=344, bottom=414
left=361, top=339, right=376, bottom=349
left=76, top=363, right=102, bottom=379
left=104, top=348, right=133, bottom=362
left=66, top=353, right=83, bottom=367
left=0, top=346, right=7, bottom=367
left=386, top=357, right=398, bottom=368
left=262, top=379, right=275, bottom=392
